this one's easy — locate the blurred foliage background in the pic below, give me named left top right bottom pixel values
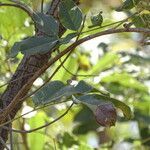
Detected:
left=0, top=0, right=149, bottom=149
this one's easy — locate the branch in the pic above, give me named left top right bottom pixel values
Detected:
left=3, top=102, right=74, bottom=133
left=0, top=100, right=69, bottom=127
left=47, top=0, right=61, bottom=15
left=0, top=2, right=33, bottom=18
left=8, top=115, right=13, bottom=150
left=41, top=0, right=44, bottom=13
left=0, top=1, right=37, bottom=31
left=1, top=27, right=150, bottom=122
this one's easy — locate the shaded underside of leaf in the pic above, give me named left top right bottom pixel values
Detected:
left=77, top=94, right=132, bottom=120
left=33, top=80, right=93, bottom=106
left=33, top=12, right=59, bottom=36
left=32, top=81, right=65, bottom=106
left=20, top=36, right=58, bottom=55
left=59, top=0, right=83, bottom=31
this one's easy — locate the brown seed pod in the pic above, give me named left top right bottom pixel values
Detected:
left=94, top=103, right=117, bottom=127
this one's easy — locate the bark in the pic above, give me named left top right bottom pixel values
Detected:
left=0, top=0, right=79, bottom=149
left=0, top=54, right=50, bottom=149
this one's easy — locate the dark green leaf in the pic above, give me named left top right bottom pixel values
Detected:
left=59, top=132, right=78, bottom=148
left=132, top=14, right=150, bottom=28
left=33, top=80, right=93, bottom=106
left=59, top=0, right=83, bottom=31
left=32, top=81, right=65, bottom=106
left=33, top=13, right=59, bottom=36
left=10, top=36, right=59, bottom=56
left=20, top=36, right=58, bottom=55
left=59, top=32, right=77, bottom=44
left=77, top=94, right=132, bottom=119
left=74, top=80, right=93, bottom=93
left=9, top=42, right=22, bottom=57
left=116, top=0, right=141, bottom=11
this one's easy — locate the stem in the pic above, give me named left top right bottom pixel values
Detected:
left=3, top=102, right=74, bottom=133
left=0, top=100, right=69, bottom=128
left=41, top=0, right=44, bottom=13
left=20, top=119, right=30, bottom=150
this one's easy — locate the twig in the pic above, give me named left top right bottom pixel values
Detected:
left=3, top=102, right=74, bottom=133
left=8, top=115, right=13, bottom=150
left=53, top=138, right=57, bottom=150
left=141, top=137, right=150, bottom=144
left=47, top=0, right=61, bottom=15
left=0, top=100, right=69, bottom=127
left=112, top=12, right=139, bottom=29
left=141, top=41, right=150, bottom=46
left=20, top=119, right=29, bottom=150
left=1, top=27, right=150, bottom=122
left=82, top=12, right=140, bottom=34
left=57, top=15, right=87, bottom=78
left=41, top=0, right=44, bottom=13
left=57, top=63, right=98, bottom=77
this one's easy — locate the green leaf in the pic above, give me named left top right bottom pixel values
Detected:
left=9, top=42, right=22, bottom=57
left=59, top=32, right=78, bottom=44
left=20, top=36, right=58, bottom=55
left=28, top=111, right=48, bottom=149
left=77, top=94, right=132, bottom=119
left=52, top=55, right=78, bottom=81
left=0, top=6, right=28, bottom=39
left=108, top=97, right=133, bottom=120
left=116, top=0, right=141, bottom=11
left=58, top=132, right=78, bottom=148
left=74, top=80, right=93, bottom=93
left=102, top=73, right=148, bottom=92
left=32, top=80, right=93, bottom=106
left=32, top=81, right=65, bottom=106
left=59, top=0, right=83, bottom=31
left=88, top=52, right=119, bottom=74
left=132, top=14, right=150, bottom=28
left=33, top=13, right=59, bottom=36
left=10, top=35, right=59, bottom=57
left=75, top=94, right=106, bottom=111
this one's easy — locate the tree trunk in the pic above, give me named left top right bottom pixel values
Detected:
left=0, top=0, right=79, bottom=149
left=0, top=54, right=50, bottom=149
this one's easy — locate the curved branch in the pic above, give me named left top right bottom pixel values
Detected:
left=47, top=0, right=61, bottom=15
left=1, top=27, right=150, bottom=122
left=0, top=3, right=33, bottom=18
